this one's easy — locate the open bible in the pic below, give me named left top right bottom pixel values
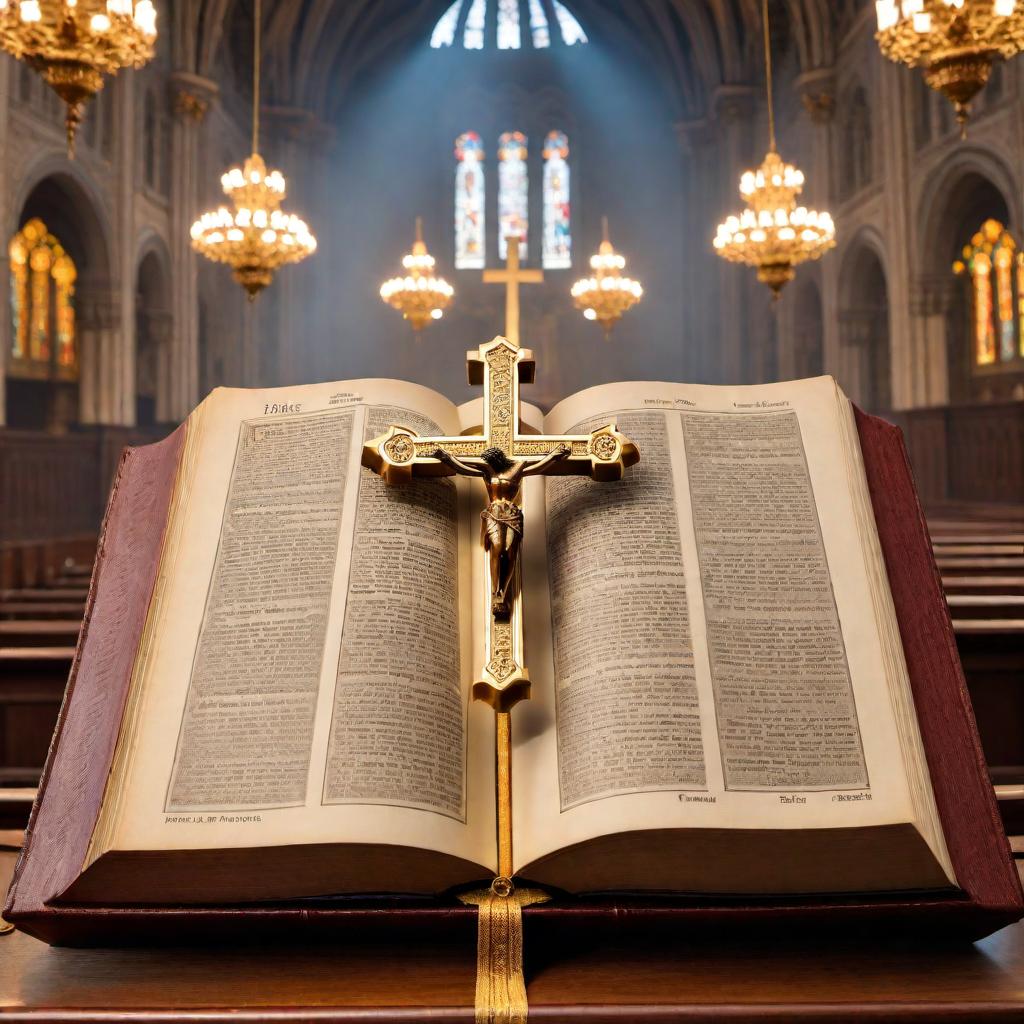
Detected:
left=9, top=373, right=1024, bottom=943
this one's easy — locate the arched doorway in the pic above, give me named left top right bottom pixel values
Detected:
left=925, top=171, right=1012, bottom=404
left=6, top=171, right=112, bottom=431
left=792, top=279, right=824, bottom=380
left=6, top=218, right=78, bottom=430
left=135, top=244, right=172, bottom=426
left=839, top=243, right=891, bottom=413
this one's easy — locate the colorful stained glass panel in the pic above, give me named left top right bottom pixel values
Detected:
left=498, top=131, right=528, bottom=262
left=542, top=130, right=571, bottom=269
left=455, top=131, right=486, bottom=269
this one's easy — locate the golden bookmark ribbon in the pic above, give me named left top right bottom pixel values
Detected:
left=459, top=880, right=550, bottom=1024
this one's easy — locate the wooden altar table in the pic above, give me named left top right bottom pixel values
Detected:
left=4, top=847, right=1024, bottom=1021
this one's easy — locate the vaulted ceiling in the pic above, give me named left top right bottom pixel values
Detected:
left=171, top=0, right=868, bottom=122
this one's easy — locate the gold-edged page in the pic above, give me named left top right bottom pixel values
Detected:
left=513, top=377, right=923, bottom=873
left=106, top=378, right=495, bottom=877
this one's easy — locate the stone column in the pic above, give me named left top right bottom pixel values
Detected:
left=910, top=273, right=956, bottom=406
left=78, top=290, right=122, bottom=424
left=115, top=73, right=137, bottom=425
left=878, top=63, right=916, bottom=410
left=169, top=71, right=218, bottom=418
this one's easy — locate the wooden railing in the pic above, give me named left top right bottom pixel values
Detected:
left=0, top=426, right=173, bottom=542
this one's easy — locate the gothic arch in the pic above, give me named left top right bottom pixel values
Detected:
left=917, top=149, right=1018, bottom=271
left=6, top=164, right=115, bottom=429
left=135, top=232, right=173, bottom=426
left=916, top=157, right=1014, bottom=403
left=10, top=160, right=113, bottom=292
left=838, top=232, right=892, bottom=413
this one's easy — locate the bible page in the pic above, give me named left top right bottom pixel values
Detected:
left=513, top=377, right=946, bottom=877
left=98, top=378, right=495, bottom=879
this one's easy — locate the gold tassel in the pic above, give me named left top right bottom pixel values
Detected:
left=459, top=879, right=550, bottom=1024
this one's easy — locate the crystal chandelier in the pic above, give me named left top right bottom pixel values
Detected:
left=190, top=0, right=315, bottom=300
left=0, top=0, right=157, bottom=156
left=713, top=0, right=835, bottom=299
left=570, top=218, right=643, bottom=335
left=875, top=1, right=1024, bottom=135
left=380, top=218, right=453, bottom=333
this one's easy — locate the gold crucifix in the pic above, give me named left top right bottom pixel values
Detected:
left=482, top=236, right=543, bottom=347
left=363, top=335, right=638, bottom=880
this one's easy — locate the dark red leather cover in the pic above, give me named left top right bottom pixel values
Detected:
left=6, top=409, right=1023, bottom=946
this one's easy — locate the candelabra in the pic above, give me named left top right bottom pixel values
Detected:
left=713, top=0, right=835, bottom=298
left=875, top=0, right=1024, bottom=134
left=0, top=0, right=157, bottom=155
left=190, top=0, right=315, bottom=298
left=571, top=218, right=643, bottom=335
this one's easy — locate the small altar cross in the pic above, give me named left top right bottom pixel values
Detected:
left=482, top=236, right=543, bottom=347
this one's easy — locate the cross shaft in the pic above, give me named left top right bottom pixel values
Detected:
left=481, top=238, right=543, bottom=347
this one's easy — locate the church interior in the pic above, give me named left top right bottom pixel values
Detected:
left=3, top=0, right=1024, bottom=1011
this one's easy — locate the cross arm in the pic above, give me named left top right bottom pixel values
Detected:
left=362, top=421, right=639, bottom=485
left=511, top=423, right=640, bottom=482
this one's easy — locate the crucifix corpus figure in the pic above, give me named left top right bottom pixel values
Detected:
left=433, top=442, right=571, bottom=619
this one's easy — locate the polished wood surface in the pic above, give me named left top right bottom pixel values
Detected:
left=4, top=851, right=1024, bottom=1021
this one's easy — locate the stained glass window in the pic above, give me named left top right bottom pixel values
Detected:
left=455, top=132, right=486, bottom=270
left=954, top=219, right=1024, bottom=367
left=498, top=131, right=528, bottom=262
left=528, top=0, right=550, bottom=47
left=429, top=0, right=586, bottom=49
left=553, top=0, right=587, bottom=44
left=463, top=0, right=486, bottom=49
left=8, top=218, right=77, bottom=377
left=497, top=0, right=521, bottom=49
left=542, top=130, right=571, bottom=269
left=430, top=0, right=461, bottom=47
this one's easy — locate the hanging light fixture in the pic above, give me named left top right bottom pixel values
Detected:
left=875, top=1, right=1024, bottom=136
left=0, top=0, right=157, bottom=156
left=190, top=0, right=316, bottom=300
left=571, top=217, right=643, bottom=336
left=380, top=218, right=454, bottom=334
left=713, top=0, right=835, bottom=300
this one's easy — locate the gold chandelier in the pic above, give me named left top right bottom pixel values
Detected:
left=190, top=0, right=315, bottom=300
left=713, top=0, right=835, bottom=299
left=0, top=0, right=157, bottom=156
left=380, top=217, right=453, bottom=333
left=875, top=0, right=1024, bottom=135
left=571, top=217, right=643, bottom=335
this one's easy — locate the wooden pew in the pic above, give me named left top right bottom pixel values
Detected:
left=0, top=647, right=72, bottom=827
left=930, top=512, right=1024, bottom=839
left=0, top=587, right=89, bottom=603
left=0, top=620, right=81, bottom=647
left=0, top=602, right=86, bottom=620
left=937, top=556, right=1024, bottom=573
left=943, top=576, right=1024, bottom=597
